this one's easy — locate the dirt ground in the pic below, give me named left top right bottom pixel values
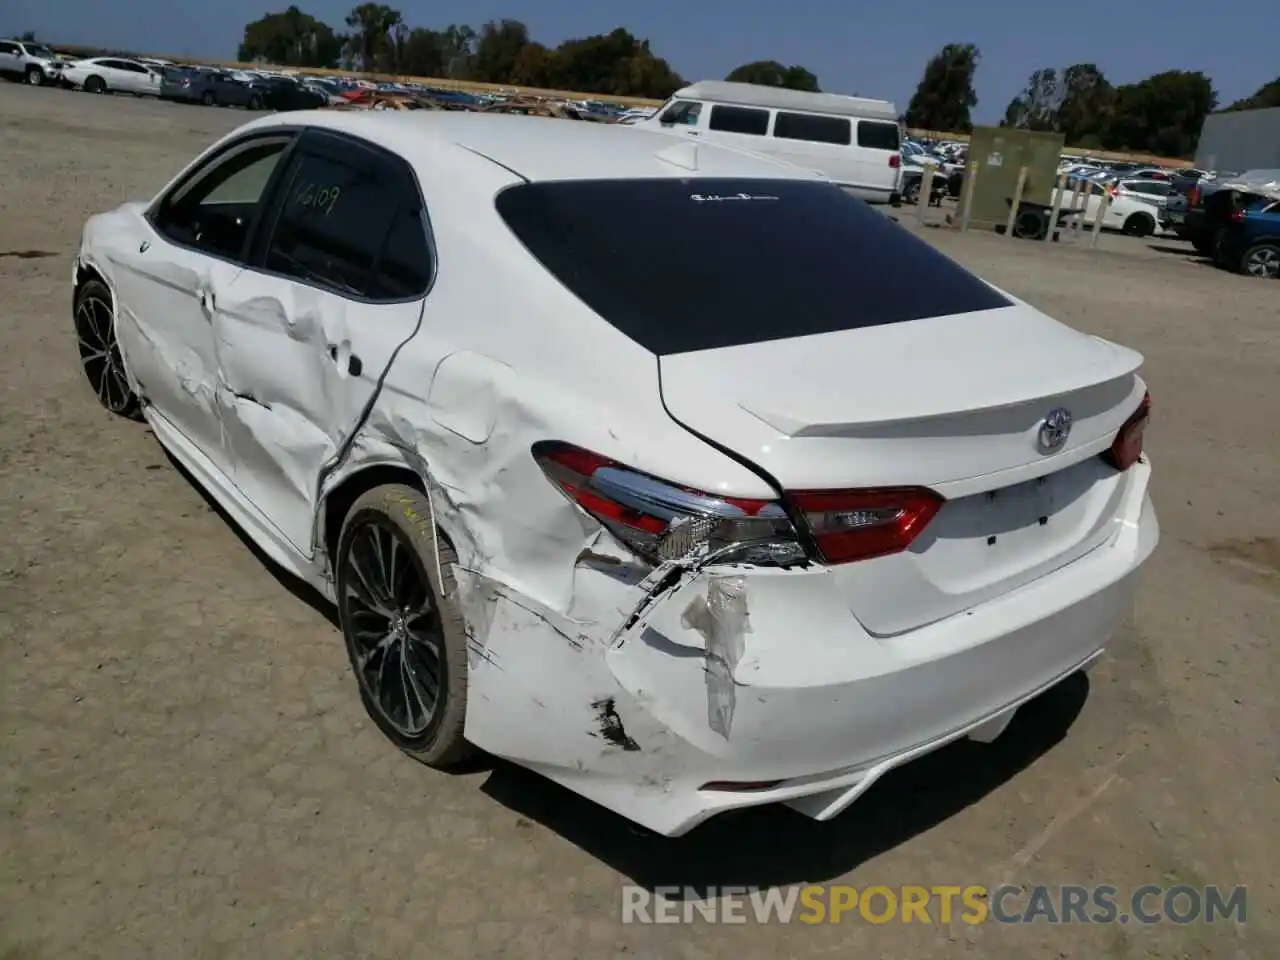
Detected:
left=1, top=84, right=1276, bottom=960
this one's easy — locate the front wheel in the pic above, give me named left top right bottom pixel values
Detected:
left=74, top=279, right=140, bottom=417
left=201, top=90, right=215, bottom=106
left=336, top=484, right=474, bottom=767
left=902, top=180, right=921, bottom=205
left=248, top=93, right=263, bottom=110
left=25, top=66, right=43, bottom=86
left=1240, top=243, right=1280, bottom=279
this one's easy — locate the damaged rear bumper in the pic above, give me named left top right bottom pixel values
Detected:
left=462, top=463, right=1157, bottom=837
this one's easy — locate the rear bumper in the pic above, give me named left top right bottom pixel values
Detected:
left=464, top=460, right=1157, bottom=837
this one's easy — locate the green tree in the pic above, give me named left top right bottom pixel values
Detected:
left=471, top=19, right=534, bottom=83
left=392, top=27, right=447, bottom=77
left=1102, top=70, right=1216, bottom=156
left=19, top=30, right=37, bottom=41
left=1001, top=67, right=1060, bottom=130
left=1056, top=63, right=1113, bottom=145
left=238, top=6, right=344, bottom=68
left=509, top=42, right=555, bottom=88
left=438, top=24, right=477, bottom=79
left=725, top=60, right=820, bottom=92
left=550, top=29, right=683, bottom=99
left=1223, top=77, right=1280, bottom=112
left=344, top=3, right=402, bottom=72
left=904, top=43, right=980, bottom=132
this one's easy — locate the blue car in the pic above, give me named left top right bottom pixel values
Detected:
left=1215, top=195, right=1280, bottom=279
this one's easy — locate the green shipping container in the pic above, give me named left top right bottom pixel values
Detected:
left=958, top=126, right=1067, bottom=230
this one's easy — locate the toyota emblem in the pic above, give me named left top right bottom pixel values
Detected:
left=1037, top=408, right=1073, bottom=453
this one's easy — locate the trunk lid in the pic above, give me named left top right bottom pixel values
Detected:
left=659, top=302, right=1147, bottom=634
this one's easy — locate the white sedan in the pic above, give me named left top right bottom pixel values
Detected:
left=61, top=56, right=161, bottom=96
left=72, top=112, right=1158, bottom=836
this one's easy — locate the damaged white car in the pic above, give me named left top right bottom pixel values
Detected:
left=72, top=111, right=1158, bottom=837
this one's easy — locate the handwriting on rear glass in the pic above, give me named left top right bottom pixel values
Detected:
left=690, top=193, right=780, bottom=203
left=295, top=182, right=341, bottom=216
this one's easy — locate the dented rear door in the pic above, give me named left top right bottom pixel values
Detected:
left=211, top=132, right=433, bottom=556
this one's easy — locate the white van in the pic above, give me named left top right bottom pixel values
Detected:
left=636, top=80, right=904, bottom=204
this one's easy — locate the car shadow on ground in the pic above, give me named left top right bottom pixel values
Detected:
left=481, top=671, right=1091, bottom=892
left=161, top=446, right=1092, bottom=884
left=1145, top=243, right=1213, bottom=263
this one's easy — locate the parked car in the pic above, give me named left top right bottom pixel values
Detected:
left=70, top=112, right=1157, bottom=837
left=160, top=67, right=262, bottom=108
left=0, top=38, right=69, bottom=85
left=1213, top=194, right=1280, bottom=278
left=1055, top=178, right=1173, bottom=237
left=254, top=76, right=327, bottom=111
left=1164, top=170, right=1280, bottom=255
left=61, top=56, right=161, bottom=96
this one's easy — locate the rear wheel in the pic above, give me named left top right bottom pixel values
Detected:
left=1123, top=213, right=1155, bottom=237
left=248, top=92, right=263, bottom=110
left=74, top=280, right=140, bottom=417
left=336, top=484, right=474, bottom=767
left=84, top=75, right=106, bottom=94
left=1240, top=243, right=1280, bottom=279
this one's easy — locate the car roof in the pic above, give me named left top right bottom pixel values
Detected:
left=673, top=80, right=899, bottom=121
left=243, top=111, right=826, bottom=184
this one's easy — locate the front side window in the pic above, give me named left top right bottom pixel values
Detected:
left=708, top=105, right=770, bottom=136
left=659, top=100, right=702, bottom=126
left=262, top=148, right=430, bottom=301
left=152, top=138, right=291, bottom=260
left=773, top=112, right=851, bottom=146
left=856, top=120, right=901, bottom=151
left=22, top=44, right=56, bottom=59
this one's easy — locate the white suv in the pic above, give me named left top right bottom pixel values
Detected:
left=0, top=39, right=69, bottom=86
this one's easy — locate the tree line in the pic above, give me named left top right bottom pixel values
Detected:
left=905, top=43, right=1279, bottom=158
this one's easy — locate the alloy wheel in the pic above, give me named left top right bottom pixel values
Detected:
left=1245, top=246, right=1280, bottom=279
left=341, top=518, right=444, bottom=738
left=75, top=294, right=134, bottom=413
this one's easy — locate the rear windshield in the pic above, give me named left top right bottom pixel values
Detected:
left=495, top=178, right=1010, bottom=355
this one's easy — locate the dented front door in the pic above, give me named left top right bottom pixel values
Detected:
left=210, top=133, right=432, bottom=557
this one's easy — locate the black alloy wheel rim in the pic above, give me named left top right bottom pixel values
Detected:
left=342, top=517, right=444, bottom=738
left=75, top=295, right=133, bottom=413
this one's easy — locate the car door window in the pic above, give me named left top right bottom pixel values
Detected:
left=708, top=105, right=770, bottom=136
left=773, top=112, right=851, bottom=146
left=0, top=42, right=18, bottom=55
left=659, top=100, right=701, bottom=126
left=261, top=146, right=430, bottom=300
left=151, top=137, right=292, bottom=261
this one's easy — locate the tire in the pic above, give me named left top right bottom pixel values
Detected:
left=1123, top=213, right=1155, bottom=237
left=336, top=484, right=474, bottom=768
left=248, top=93, right=263, bottom=110
left=1240, top=242, right=1280, bottom=279
left=25, top=66, right=43, bottom=86
left=73, top=279, right=140, bottom=417
left=902, top=180, right=921, bottom=205
left=1014, top=208, right=1048, bottom=240
left=201, top=90, right=215, bottom=106
left=1190, top=234, right=1215, bottom=256
left=84, top=75, right=106, bottom=94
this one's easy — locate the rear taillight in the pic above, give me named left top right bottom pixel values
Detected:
left=1188, top=186, right=1200, bottom=206
left=532, top=442, right=805, bottom=566
left=1103, top=392, right=1151, bottom=471
left=533, top=443, right=944, bottom=567
left=790, top=488, right=943, bottom=564
left=889, top=154, right=901, bottom=168
left=1229, top=208, right=1245, bottom=223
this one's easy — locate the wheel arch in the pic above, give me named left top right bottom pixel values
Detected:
left=319, top=461, right=428, bottom=571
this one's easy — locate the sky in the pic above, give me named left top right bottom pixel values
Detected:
left=8, top=0, right=1278, bottom=122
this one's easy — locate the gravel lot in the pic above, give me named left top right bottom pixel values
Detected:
left=1, top=84, right=1276, bottom=960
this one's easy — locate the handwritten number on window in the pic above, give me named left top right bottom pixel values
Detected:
left=294, top=181, right=341, bottom=216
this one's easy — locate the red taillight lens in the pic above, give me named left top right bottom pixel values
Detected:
left=1229, top=208, right=1245, bottom=223
left=889, top=154, right=901, bottom=168
left=1103, top=392, right=1151, bottom=471
left=532, top=442, right=803, bottom=565
left=790, top=488, right=943, bottom=564
left=1188, top=186, right=1200, bottom=206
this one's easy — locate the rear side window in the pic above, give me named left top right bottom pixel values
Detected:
left=857, top=121, right=901, bottom=151
left=773, top=112, right=851, bottom=146
left=709, top=105, right=770, bottom=136
left=495, top=178, right=1011, bottom=355
left=263, top=148, right=431, bottom=300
